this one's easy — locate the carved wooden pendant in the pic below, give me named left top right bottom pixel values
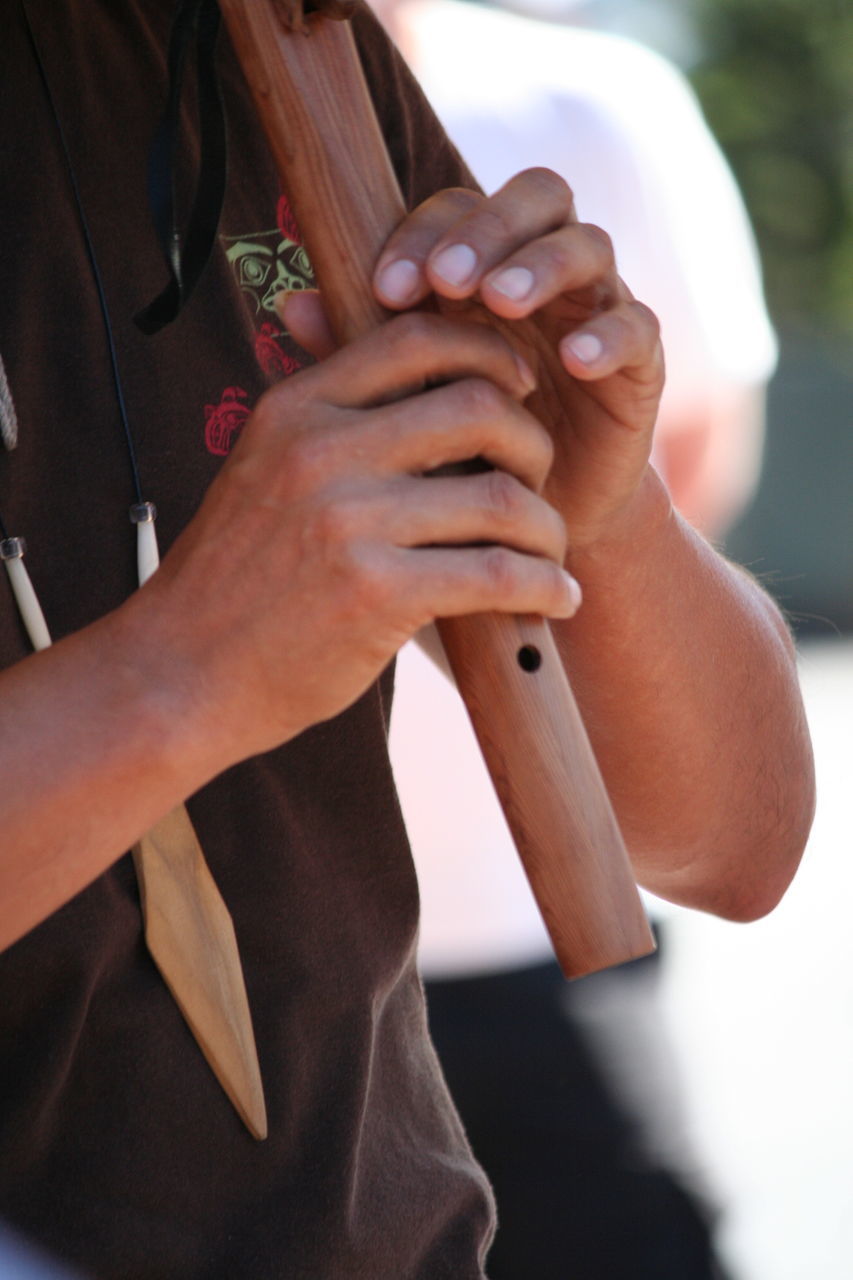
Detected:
left=132, top=807, right=267, bottom=1139
left=130, top=504, right=267, bottom=1139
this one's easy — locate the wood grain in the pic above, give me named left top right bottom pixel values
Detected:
left=218, top=1, right=655, bottom=976
left=133, top=807, right=267, bottom=1139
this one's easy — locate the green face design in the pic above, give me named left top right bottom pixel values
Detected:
left=222, top=229, right=314, bottom=315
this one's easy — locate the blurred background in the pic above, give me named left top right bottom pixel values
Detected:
left=383, top=1, right=851, bottom=1277
left=590, top=0, right=852, bottom=637
left=599, top=4, right=853, bottom=1277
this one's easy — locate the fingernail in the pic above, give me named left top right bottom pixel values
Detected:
left=273, top=289, right=294, bottom=320
left=561, top=570, right=583, bottom=615
left=376, top=258, right=420, bottom=304
left=489, top=266, right=534, bottom=302
left=514, top=351, right=537, bottom=394
left=431, top=243, right=478, bottom=288
left=563, top=332, right=604, bottom=366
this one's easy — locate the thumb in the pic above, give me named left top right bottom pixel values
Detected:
left=274, top=289, right=339, bottom=361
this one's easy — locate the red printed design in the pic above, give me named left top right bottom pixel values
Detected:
left=205, top=387, right=251, bottom=456
left=254, top=323, right=304, bottom=380
left=207, top=193, right=313, bottom=456
left=277, top=193, right=302, bottom=245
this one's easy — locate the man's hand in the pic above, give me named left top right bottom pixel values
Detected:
left=143, top=312, right=579, bottom=762
left=365, top=168, right=665, bottom=550
left=286, top=165, right=811, bottom=920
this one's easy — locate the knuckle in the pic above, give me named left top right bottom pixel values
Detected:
left=388, top=310, right=439, bottom=357
left=258, top=364, right=316, bottom=420
left=284, top=431, right=334, bottom=493
left=629, top=299, right=662, bottom=342
left=581, top=222, right=615, bottom=261
left=470, top=202, right=517, bottom=245
left=483, top=469, right=525, bottom=527
left=437, top=186, right=483, bottom=216
left=541, top=239, right=573, bottom=276
left=345, top=543, right=394, bottom=614
left=482, top=545, right=519, bottom=597
left=249, top=384, right=292, bottom=444
left=454, top=376, right=505, bottom=421
left=523, top=166, right=574, bottom=208
left=309, top=491, right=355, bottom=549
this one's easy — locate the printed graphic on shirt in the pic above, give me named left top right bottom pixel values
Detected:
left=204, top=386, right=251, bottom=457
left=222, top=195, right=313, bottom=315
left=208, top=196, right=313, bottom=455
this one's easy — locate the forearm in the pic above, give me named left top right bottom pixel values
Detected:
left=0, top=594, right=221, bottom=952
left=555, top=467, right=815, bottom=920
left=0, top=310, right=581, bottom=953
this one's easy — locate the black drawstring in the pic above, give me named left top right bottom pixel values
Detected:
left=135, top=0, right=227, bottom=335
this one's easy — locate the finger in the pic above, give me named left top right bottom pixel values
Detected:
left=385, top=470, right=568, bottom=563
left=275, top=289, right=337, bottom=360
left=396, top=543, right=583, bottom=621
left=313, top=470, right=566, bottom=565
left=365, top=378, right=554, bottom=493
left=479, top=223, right=619, bottom=320
left=558, top=300, right=663, bottom=384
left=424, top=169, right=577, bottom=300
left=266, top=311, right=537, bottom=413
left=374, top=187, right=483, bottom=308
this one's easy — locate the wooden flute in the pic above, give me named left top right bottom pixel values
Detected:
left=217, top=0, right=655, bottom=978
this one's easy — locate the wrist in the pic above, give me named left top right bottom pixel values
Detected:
left=564, top=465, right=676, bottom=585
left=100, top=587, right=242, bottom=798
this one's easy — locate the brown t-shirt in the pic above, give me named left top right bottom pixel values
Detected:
left=0, top=2, right=494, bottom=1276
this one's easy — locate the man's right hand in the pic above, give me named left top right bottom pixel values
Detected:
left=137, top=311, right=580, bottom=764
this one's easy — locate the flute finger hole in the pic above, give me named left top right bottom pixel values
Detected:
left=517, top=644, right=542, bottom=673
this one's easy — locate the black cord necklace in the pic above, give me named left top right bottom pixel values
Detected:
left=18, top=0, right=161, bottom=590
left=11, top=0, right=229, bottom=591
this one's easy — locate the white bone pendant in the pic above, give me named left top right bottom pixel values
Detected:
left=131, top=501, right=161, bottom=586
left=0, top=539, right=51, bottom=651
left=129, top=502, right=267, bottom=1139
